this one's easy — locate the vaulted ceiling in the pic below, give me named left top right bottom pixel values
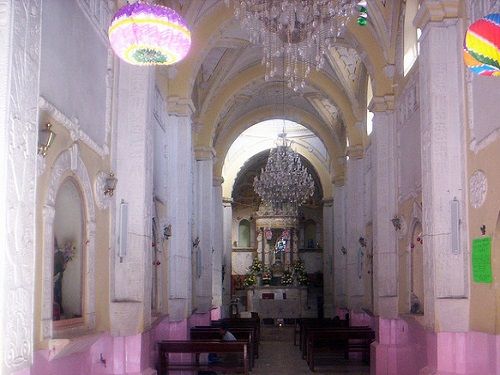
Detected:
left=158, top=0, right=400, bottom=194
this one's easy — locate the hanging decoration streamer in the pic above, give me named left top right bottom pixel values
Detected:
left=108, top=2, right=191, bottom=66
left=463, top=13, right=500, bottom=76
left=357, top=1, right=368, bottom=26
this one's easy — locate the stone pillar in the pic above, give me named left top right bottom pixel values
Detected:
left=415, top=0, right=468, bottom=332
left=345, top=152, right=365, bottom=310
left=212, top=177, right=224, bottom=308
left=222, top=198, right=233, bottom=317
left=370, top=96, right=398, bottom=318
left=193, top=147, right=215, bottom=313
left=112, top=62, right=154, bottom=333
left=0, top=1, right=41, bottom=373
left=333, top=178, right=347, bottom=308
left=322, top=198, right=335, bottom=318
left=165, top=97, right=194, bottom=321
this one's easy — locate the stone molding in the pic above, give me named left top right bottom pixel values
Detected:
left=414, top=0, right=461, bottom=30
left=0, top=1, right=41, bottom=372
left=213, top=176, right=224, bottom=186
left=39, top=97, right=110, bottom=157
left=194, top=146, right=215, bottom=161
left=167, top=96, right=195, bottom=117
left=42, top=148, right=97, bottom=339
left=369, top=95, right=395, bottom=113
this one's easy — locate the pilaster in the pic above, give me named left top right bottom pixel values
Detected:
left=193, top=147, right=215, bottom=313
left=371, top=97, right=398, bottom=318
left=212, top=177, right=224, bottom=308
left=112, top=62, right=154, bottom=334
left=165, top=97, right=194, bottom=321
left=322, top=198, right=335, bottom=317
left=222, top=198, right=233, bottom=317
left=0, top=1, right=41, bottom=373
left=333, top=186, right=347, bottom=308
left=417, top=1, right=468, bottom=331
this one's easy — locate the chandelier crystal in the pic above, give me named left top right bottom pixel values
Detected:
left=227, top=0, right=359, bottom=90
left=253, top=135, right=315, bottom=210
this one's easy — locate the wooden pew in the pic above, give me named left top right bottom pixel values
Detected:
left=157, top=340, right=248, bottom=375
left=211, top=319, right=260, bottom=357
left=190, top=327, right=255, bottom=369
left=305, top=327, right=375, bottom=372
left=298, top=319, right=346, bottom=354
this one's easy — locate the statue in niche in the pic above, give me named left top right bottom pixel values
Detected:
left=53, top=239, right=76, bottom=320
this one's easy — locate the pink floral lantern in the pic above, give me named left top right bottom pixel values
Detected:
left=108, top=1, right=191, bottom=66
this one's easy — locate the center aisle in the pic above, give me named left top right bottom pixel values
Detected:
left=250, top=326, right=370, bottom=375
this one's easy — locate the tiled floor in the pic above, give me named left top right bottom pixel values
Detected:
left=251, top=326, right=370, bottom=375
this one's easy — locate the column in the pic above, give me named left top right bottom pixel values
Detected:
left=193, top=147, right=215, bottom=312
left=370, top=96, right=398, bottom=318
left=333, top=178, right=347, bottom=308
left=112, top=62, right=154, bottom=333
left=165, top=97, right=194, bottom=321
left=322, top=198, right=334, bottom=318
left=415, top=0, right=468, bottom=331
left=0, top=1, right=41, bottom=373
left=212, top=177, right=224, bottom=308
left=222, top=198, right=233, bottom=317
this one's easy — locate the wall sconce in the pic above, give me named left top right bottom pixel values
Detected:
left=104, top=172, right=117, bottom=196
left=38, top=123, right=56, bottom=157
left=359, top=237, right=367, bottom=247
left=193, top=236, right=200, bottom=248
left=340, top=246, right=347, bottom=255
left=163, top=224, right=172, bottom=239
left=391, top=216, right=402, bottom=231
left=480, top=225, right=486, bottom=236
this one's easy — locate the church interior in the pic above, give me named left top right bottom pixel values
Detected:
left=1, top=0, right=500, bottom=374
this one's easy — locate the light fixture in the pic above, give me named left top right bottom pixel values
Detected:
left=340, top=246, right=347, bottom=255
left=38, top=123, right=56, bottom=157
left=463, top=13, right=500, bottom=77
left=253, top=68, right=314, bottom=210
left=108, top=1, right=191, bottom=66
left=391, top=216, right=401, bottom=231
left=358, top=237, right=367, bottom=247
left=227, top=0, right=361, bottom=91
left=163, top=224, right=172, bottom=239
left=104, top=172, right=118, bottom=196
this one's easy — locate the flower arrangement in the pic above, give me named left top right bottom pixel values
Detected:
left=243, top=273, right=257, bottom=287
left=248, top=257, right=263, bottom=274
left=292, top=258, right=308, bottom=286
left=281, top=269, right=293, bottom=286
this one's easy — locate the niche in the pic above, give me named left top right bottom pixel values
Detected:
left=238, top=219, right=251, bottom=248
left=53, top=178, right=84, bottom=321
left=304, top=219, right=317, bottom=249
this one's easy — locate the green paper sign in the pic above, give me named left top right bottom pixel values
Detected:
left=472, top=236, right=492, bottom=283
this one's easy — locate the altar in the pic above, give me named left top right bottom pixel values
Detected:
left=246, top=286, right=308, bottom=319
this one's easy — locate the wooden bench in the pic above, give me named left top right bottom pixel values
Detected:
left=158, top=340, right=248, bottom=375
left=210, top=319, right=260, bottom=357
left=190, top=327, right=255, bottom=369
left=305, top=327, right=375, bottom=372
left=298, top=319, right=347, bottom=353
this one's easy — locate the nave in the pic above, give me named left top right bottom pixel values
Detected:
left=252, top=326, right=369, bottom=375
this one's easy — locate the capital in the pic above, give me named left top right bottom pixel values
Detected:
left=368, top=95, right=395, bottom=113
left=414, top=0, right=461, bottom=30
left=194, top=146, right=215, bottom=161
left=167, top=96, right=195, bottom=117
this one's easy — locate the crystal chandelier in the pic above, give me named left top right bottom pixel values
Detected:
left=253, top=134, right=315, bottom=210
left=227, top=0, right=360, bottom=91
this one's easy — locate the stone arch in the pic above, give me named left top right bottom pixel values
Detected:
left=41, top=146, right=96, bottom=339
left=214, top=105, right=343, bottom=180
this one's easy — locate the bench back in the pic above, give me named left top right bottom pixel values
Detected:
left=158, top=340, right=247, bottom=354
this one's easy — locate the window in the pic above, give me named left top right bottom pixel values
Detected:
left=403, top=0, right=420, bottom=76
left=366, top=77, right=374, bottom=135
left=238, top=219, right=251, bottom=247
left=53, top=178, right=84, bottom=322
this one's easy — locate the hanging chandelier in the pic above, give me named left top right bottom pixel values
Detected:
left=226, top=0, right=361, bottom=91
left=253, top=134, right=315, bottom=210
left=108, top=1, right=191, bottom=66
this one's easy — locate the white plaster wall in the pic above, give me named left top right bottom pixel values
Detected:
left=301, top=252, right=323, bottom=273
left=40, top=0, right=109, bottom=144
